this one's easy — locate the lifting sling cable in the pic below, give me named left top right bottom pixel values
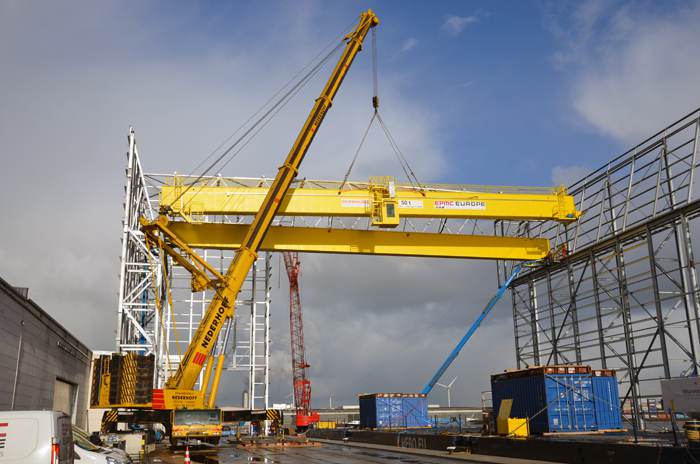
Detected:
left=339, top=111, right=377, bottom=192
left=169, top=40, right=346, bottom=212
left=421, top=260, right=541, bottom=395
left=370, top=26, right=423, bottom=190
left=338, top=26, right=424, bottom=191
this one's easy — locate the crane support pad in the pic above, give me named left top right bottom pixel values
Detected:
left=167, top=222, right=550, bottom=260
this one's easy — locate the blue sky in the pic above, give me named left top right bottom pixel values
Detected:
left=2, top=0, right=700, bottom=406
left=93, top=0, right=699, bottom=187
left=139, top=0, right=624, bottom=185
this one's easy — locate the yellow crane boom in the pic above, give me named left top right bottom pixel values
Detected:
left=157, top=9, right=380, bottom=393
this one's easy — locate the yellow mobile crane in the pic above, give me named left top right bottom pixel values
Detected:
left=92, top=9, right=581, bottom=441
left=92, top=9, right=380, bottom=441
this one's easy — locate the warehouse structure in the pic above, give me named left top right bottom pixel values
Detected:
left=497, top=108, right=700, bottom=430
left=0, top=276, right=92, bottom=428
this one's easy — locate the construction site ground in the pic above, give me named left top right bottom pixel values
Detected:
left=144, top=440, right=559, bottom=464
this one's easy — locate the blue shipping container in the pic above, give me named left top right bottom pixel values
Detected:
left=591, top=370, right=623, bottom=430
left=491, top=366, right=598, bottom=434
left=359, top=393, right=429, bottom=429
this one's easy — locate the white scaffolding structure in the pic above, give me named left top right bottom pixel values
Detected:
left=115, top=128, right=271, bottom=410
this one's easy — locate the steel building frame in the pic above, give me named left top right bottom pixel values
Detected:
left=115, top=128, right=271, bottom=410
left=497, top=108, right=700, bottom=429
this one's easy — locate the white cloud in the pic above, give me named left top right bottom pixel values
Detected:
left=551, top=165, right=590, bottom=187
left=545, top=0, right=608, bottom=68
left=442, top=14, right=479, bottom=36
left=548, top=1, right=700, bottom=143
left=400, top=37, right=418, bottom=53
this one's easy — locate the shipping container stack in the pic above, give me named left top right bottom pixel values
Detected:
left=491, top=365, right=623, bottom=434
left=359, top=393, right=430, bottom=429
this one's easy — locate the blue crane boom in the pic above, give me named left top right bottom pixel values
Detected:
left=420, top=260, right=539, bottom=395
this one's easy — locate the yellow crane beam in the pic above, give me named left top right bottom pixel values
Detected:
left=160, top=182, right=580, bottom=224
left=166, top=221, right=551, bottom=261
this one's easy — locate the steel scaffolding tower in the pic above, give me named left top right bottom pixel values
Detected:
left=116, top=128, right=159, bottom=359
left=497, top=108, right=700, bottom=429
left=115, top=129, right=271, bottom=409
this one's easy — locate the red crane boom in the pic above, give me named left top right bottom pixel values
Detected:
left=283, top=252, right=319, bottom=431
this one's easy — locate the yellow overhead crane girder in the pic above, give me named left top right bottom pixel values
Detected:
left=152, top=177, right=580, bottom=262
left=160, top=180, right=580, bottom=225
left=166, top=221, right=552, bottom=261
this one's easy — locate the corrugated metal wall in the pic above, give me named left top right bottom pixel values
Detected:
left=0, top=277, right=92, bottom=428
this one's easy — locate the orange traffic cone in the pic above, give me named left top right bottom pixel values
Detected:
left=184, top=446, right=191, bottom=464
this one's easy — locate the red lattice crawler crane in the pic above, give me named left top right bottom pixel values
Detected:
left=283, top=252, right=320, bottom=432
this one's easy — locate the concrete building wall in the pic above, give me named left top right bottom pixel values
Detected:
left=0, top=277, right=92, bottom=428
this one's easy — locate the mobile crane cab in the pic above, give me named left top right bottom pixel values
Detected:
left=171, top=409, right=223, bottom=445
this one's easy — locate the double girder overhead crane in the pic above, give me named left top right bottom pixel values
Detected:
left=94, top=8, right=581, bottom=440
left=155, top=178, right=577, bottom=260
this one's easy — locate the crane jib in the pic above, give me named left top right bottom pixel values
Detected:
left=244, top=104, right=324, bottom=250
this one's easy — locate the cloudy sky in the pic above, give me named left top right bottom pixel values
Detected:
left=1, top=0, right=700, bottom=408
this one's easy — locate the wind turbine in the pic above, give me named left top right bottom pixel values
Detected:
left=436, top=376, right=458, bottom=407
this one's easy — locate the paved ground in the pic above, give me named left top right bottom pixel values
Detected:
left=148, top=441, right=559, bottom=464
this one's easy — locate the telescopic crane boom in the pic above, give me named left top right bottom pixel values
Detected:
left=164, top=9, right=379, bottom=394
left=92, top=9, right=380, bottom=440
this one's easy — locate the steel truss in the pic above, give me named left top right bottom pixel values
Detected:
left=116, top=130, right=271, bottom=410
left=497, top=108, right=700, bottom=429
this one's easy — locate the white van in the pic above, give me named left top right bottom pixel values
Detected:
left=0, top=410, right=74, bottom=464
left=72, top=426, right=131, bottom=464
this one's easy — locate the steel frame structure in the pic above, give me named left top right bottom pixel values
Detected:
left=115, top=129, right=271, bottom=410
left=497, top=108, right=700, bottom=429
left=116, top=128, right=159, bottom=361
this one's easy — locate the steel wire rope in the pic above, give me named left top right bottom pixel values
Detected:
left=338, top=27, right=380, bottom=192
left=166, top=26, right=353, bottom=211
left=338, top=112, right=377, bottom=192
left=177, top=19, right=356, bottom=186
left=337, top=25, right=426, bottom=193
left=215, top=50, right=337, bottom=174
left=375, top=111, right=424, bottom=190
left=169, top=42, right=344, bottom=212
